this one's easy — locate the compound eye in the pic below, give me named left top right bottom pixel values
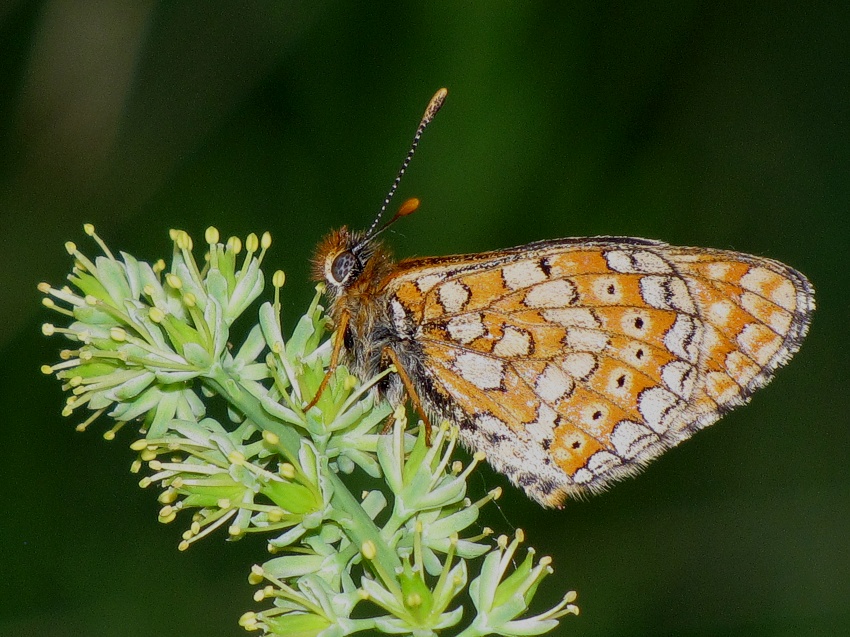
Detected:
left=330, top=250, right=357, bottom=285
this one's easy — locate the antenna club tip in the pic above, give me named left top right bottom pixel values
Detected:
left=398, top=198, right=420, bottom=218
left=423, top=88, right=448, bottom=122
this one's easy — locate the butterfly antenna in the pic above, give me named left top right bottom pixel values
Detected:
left=364, top=88, right=448, bottom=239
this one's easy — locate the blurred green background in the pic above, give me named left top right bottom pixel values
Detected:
left=2, top=2, right=848, bottom=636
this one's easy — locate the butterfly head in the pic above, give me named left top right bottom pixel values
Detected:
left=312, top=226, right=390, bottom=299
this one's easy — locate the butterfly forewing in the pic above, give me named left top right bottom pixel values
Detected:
left=379, top=238, right=814, bottom=506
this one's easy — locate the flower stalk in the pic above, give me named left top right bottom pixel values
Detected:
left=41, top=226, right=578, bottom=636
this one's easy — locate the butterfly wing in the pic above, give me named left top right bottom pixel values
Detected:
left=386, top=238, right=814, bottom=506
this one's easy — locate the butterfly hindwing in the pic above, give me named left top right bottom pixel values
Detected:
left=382, top=239, right=813, bottom=505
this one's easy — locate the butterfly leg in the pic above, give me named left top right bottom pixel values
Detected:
left=304, top=310, right=350, bottom=412
left=381, top=346, right=432, bottom=445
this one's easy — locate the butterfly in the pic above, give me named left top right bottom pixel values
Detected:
left=310, top=89, right=815, bottom=507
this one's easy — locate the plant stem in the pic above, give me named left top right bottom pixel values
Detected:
left=206, top=366, right=403, bottom=577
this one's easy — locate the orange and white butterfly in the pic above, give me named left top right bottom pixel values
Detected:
left=311, top=89, right=815, bottom=507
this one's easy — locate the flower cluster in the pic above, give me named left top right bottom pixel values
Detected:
left=41, top=226, right=579, bottom=636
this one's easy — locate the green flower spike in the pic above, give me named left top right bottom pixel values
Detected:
left=460, top=530, right=579, bottom=637
left=42, top=226, right=579, bottom=636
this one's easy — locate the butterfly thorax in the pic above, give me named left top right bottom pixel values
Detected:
left=312, top=227, right=414, bottom=402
